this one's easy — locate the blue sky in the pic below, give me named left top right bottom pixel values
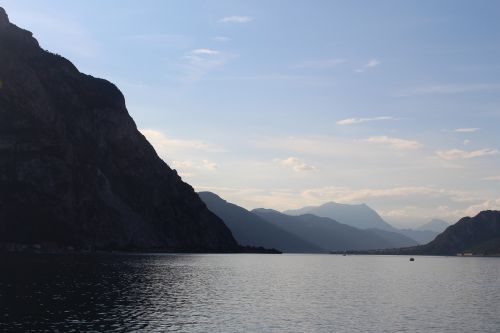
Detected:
left=2, top=0, right=500, bottom=227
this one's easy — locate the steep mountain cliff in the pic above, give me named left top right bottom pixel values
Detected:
left=0, top=8, right=237, bottom=252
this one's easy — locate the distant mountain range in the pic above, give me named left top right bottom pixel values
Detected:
left=199, top=192, right=322, bottom=253
left=200, top=192, right=417, bottom=252
left=253, top=209, right=417, bottom=251
left=417, top=219, right=449, bottom=233
left=397, top=229, right=439, bottom=245
left=284, top=202, right=396, bottom=231
left=352, top=211, right=500, bottom=256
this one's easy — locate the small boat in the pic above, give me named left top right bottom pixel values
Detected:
left=409, top=257, right=415, bottom=262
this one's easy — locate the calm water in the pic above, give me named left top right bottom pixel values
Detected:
left=1, top=253, right=499, bottom=332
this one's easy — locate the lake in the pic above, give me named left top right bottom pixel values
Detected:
left=1, top=253, right=499, bottom=332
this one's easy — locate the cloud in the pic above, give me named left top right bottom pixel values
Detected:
left=337, top=116, right=396, bottom=125
left=453, top=128, right=479, bottom=133
left=171, top=159, right=219, bottom=176
left=140, top=129, right=224, bottom=153
left=172, top=160, right=193, bottom=168
left=402, top=84, right=500, bottom=96
left=219, top=16, right=253, bottom=23
left=354, top=58, right=381, bottom=72
left=191, top=48, right=220, bottom=56
left=301, top=186, right=477, bottom=204
left=294, top=59, right=344, bottom=69
left=436, top=148, right=499, bottom=160
left=482, top=176, right=500, bottom=181
left=202, top=160, right=218, bottom=171
left=275, top=157, right=317, bottom=172
left=180, top=48, right=235, bottom=81
left=213, top=36, right=230, bottom=42
left=366, top=59, right=381, bottom=68
left=464, top=199, right=500, bottom=216
left=463, top=139, right=470, bottom=145
left=363, top=136, right=422, bottom=150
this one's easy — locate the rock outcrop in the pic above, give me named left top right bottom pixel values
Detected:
left=0, top=7, right=238, bottom=252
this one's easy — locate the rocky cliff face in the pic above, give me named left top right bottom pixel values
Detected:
left=0, top=8, right=238, bottom=251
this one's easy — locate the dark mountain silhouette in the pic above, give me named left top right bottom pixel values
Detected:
left=284, top=201, right=396, bottom=231
left=356, top=211, right=500, bottom=256
left=199, top=192, right=321, bottom=253
left=417, top=219, right=449, bottom=233
left=252, top=209, right=416, bottom=251
left=397, top=229, right=439, bottom=245
left=417, top=211, right=500, bottom=255
left=0, top=8, right=238, bottom=252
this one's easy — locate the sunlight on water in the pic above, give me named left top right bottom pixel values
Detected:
left=1, top=253, right=499, bottom=332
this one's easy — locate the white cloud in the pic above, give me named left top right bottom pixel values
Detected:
left=301, top=186, right=477, bottom=204
left=363, top=136, right=422, bottom=150
left=180, top=48, right=235, bottom=81
left=464, top=199, right=500, bottom=216
left=294, top=58, right=344, bottom=69
left=219, top=16, right=253, bottom=23
left=191, top=48, right=220, bottom=56
left=366, top=59, right=381, bottom=68
left=337, top=116, right=396, bottom=125
left=213, top=36, right=230, bottom=42
left=436, top=148, right=499, bottom=160
left=402, top=84, right=500, bottom=96
left=171, top=159, right=218, bottom=175
left=202, top=160, right=218, bottom=171
left=140, top=129, right=224, bottom=153
left=275, top=157, right=317, bottom=172
left=354, top=58, right=381, bottom=72
left=482, top=176, right=500, bottom=181
left=463, top=139, right=470, bottom=145
left=453, top=128, right=479, bottom=133
left=172, top=160, right=193, bottom=168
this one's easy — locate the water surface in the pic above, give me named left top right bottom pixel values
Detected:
left=1, top=253, right=499, bottom=332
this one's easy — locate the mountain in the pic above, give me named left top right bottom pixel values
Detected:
left=363, top=211, right=500, bottom=256
left=0, top=8, right=238, bottom=252
left=397, top=229, right=439, bottom=245
left=284, top=202, right=396, bottom=231
left=418, top=211, right=500, bottom=255
left=365, top=228, right=419, bottom=248
left=252, top=209, right=416, bottom=251
left=417, top=219, right=449, bottom=233
left=198, top=192, right=321, bottom=253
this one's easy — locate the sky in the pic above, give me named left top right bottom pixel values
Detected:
left=1, top=0, right=499, bottom=228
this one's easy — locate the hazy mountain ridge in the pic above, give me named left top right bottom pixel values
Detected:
left=417, top=219, right=449, bottom=233
left=199, top=192, right=322, bottom=253
left=252, top=208, right=416, bottom=251
left=0, top=8, right=238, bottom=252
left=284, top=201, right=396, bottom=231
left=354, top=211, right=500, bottom=256
left=397, top=229, right=439, bottom=245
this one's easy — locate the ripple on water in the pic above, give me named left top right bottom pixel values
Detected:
left=1, top=254, right=500, bottom=332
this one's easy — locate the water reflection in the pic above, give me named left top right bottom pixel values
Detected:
left=1, top=254, right=500, bottom=332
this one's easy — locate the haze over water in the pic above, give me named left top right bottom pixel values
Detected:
left=2, top=253, right=499, bottom=332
